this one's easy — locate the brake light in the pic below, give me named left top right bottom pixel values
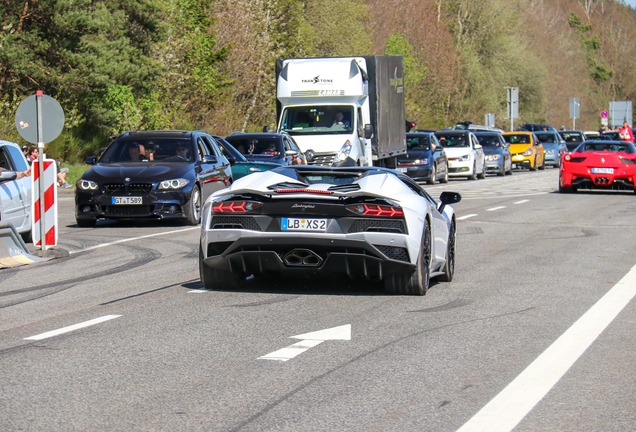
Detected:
left=212, top=201, right=262, bottom=213
left=346, top=203, right=404, bottom=217
left=275, top=189, right=333, bottom=195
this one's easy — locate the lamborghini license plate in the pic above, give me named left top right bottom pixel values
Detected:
left=282, top=218, right=327, bottom=231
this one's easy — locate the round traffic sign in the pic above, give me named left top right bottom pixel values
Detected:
left=14, top=94, right=65, bottom=144
left=600, top=110, right=609, bottom=118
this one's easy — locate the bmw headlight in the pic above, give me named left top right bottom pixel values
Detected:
left=336, top=140, right=352, bottom=162
left=522, top=148, right=534, bottom=156
left=77, top=179, right=98, bottom=190
left=158, top=179, right=190, bottom=190
left=457, top=154, right=471, bottom=162
left=487, top=154, right=500, bottom=161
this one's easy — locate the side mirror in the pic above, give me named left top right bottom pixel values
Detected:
left=474, top=143, right=482, bottom=149
left=0, top=170, right=17, bottom=181
left=438, top=191, right=462, bottom=214
left=285, top=150, right=298, bottom=156
left=226, top=156, right=236, bottom=166
left=364, top=124, right=374, bottom=139
left=202, top=155, right=218, bottom=164
left=86, top=156, right=98, bottom=165
left=263, top=125, right=270, bottom=132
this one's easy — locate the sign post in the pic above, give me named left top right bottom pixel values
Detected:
left=569, top=97, right=580, bottom=130
left=506, top=88, right=519, bottom=131
left=15, top=92, right=65, bottom=255
left=601, top=109, right=609, bottom=128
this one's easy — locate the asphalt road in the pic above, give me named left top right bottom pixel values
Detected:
left=2, top=168, right=635, bottom=431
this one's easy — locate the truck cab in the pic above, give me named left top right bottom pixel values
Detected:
left=276, top=56, right=405, bottom=167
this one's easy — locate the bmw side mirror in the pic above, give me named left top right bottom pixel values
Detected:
left=0, top=170, right=17, bottom=181
left=86, top=156, right=97, bottom=165
left=438, top=191, right=462, bottom=214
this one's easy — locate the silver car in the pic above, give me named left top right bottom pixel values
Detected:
left=0, top=140, right=32, bottom=242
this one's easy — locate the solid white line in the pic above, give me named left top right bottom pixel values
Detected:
left=24, top=315, right=122, bottom=341
left=69, top=227, right=198, bottom=254
left=457, top=214, right=477, bottom=220
left=486, top=206, right=506, bottom=211
left=456, top=263, right=636, bottom=432
left=514, top=199, right=529, bottom=204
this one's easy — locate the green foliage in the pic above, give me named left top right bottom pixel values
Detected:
left=568, top=12, right=613, bottom=84
left=0, top=0, right=166, bottom=136
left=385, top=33, right=427, bottom=86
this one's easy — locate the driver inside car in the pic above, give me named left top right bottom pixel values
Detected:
left=175, top=144, right=192, bottom=161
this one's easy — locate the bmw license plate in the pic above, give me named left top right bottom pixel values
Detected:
left=112, top=196, right=142, bottom=205
left=282, top=218, right=327, bottom=231
left=397, top=167, right=408, bottom=173
left=592, top=167, right=613, bottom=174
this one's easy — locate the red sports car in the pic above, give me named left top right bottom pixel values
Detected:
left=559, top=140, right=636, bottom=193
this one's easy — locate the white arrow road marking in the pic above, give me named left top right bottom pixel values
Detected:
left=258, top=324, right=351, bottom=362
left=24, top=315, right=122, bottom=341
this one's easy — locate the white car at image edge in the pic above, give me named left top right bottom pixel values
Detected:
left=0, top=140, right=32, bottom=242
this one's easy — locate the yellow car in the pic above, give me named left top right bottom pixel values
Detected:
left=502, top=132, right=545, bottom=171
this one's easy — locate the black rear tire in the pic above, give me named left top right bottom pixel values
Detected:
left=384, top=221, right=430, bottom=295
left=199, top=246, right=242, bottom=290
left=438, top=221, right=455, bottom=282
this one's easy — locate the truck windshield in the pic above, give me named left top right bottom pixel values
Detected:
left=280, top=106, right=354, bottom=135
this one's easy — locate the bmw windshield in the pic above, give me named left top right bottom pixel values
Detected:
left=99, top=139, right=195, bottom=163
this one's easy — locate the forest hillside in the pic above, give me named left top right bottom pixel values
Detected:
left=1, top=0, right=635, bottom=161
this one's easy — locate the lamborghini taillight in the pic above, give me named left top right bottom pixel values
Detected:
left=346, top=203, right=404, bottom=217
left=212, top=201, right=262, bottom=213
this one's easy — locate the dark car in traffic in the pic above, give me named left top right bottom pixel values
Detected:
left=558, top=130, right=588, bottom=152
left=75, top=130, right=232, bottom=227
left=225, top=132, right=306, bottom=166
left=473, top=132, right=512, bottom=176
left=534, top=131, right=568, bottom=167
left=210, top=135, right=280, bottom=180
left=397, top=132, right=448, bottom=184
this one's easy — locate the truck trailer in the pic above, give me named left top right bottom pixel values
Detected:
left=275, top=56, right=406, bottom=168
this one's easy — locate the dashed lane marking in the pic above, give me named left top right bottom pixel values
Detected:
left=24, top=315, right=122, bottom=341
left=457, top=214, right=477, bottom=220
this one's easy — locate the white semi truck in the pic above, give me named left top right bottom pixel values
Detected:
left=275, top=56, right=406, bottom=167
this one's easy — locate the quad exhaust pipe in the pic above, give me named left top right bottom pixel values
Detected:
left=284, top=249, right=322, bottom=266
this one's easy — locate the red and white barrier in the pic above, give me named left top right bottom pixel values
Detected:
left=31, top=159, right=58, bottom=248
